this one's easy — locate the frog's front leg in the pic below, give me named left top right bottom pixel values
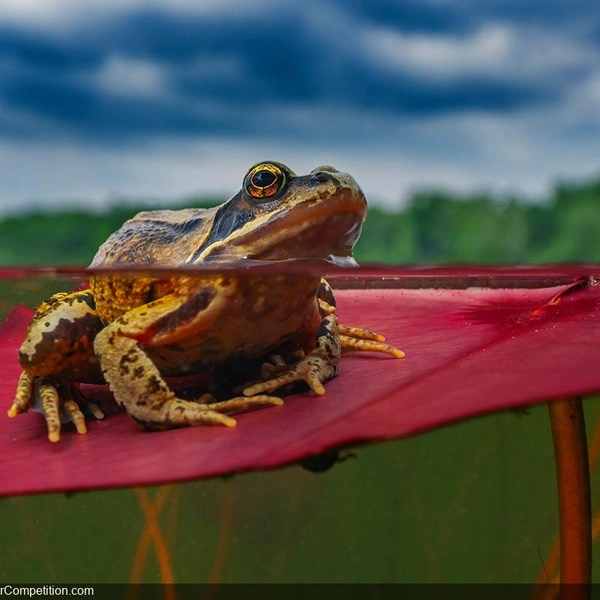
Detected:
left=244, top=313, right=342, bottom=397
left=93, top=287, right=282, bottom=430
left=317, top=279, right=404, bottom=358
left=8, top=289, right=106, bottom=441
left=243, top=314, right=404, bottom=399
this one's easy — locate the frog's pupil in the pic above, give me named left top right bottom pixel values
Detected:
left=252, top=169, right=277, bottom=188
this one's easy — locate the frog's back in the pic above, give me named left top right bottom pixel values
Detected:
left=90, top=208, right=215, bottom=267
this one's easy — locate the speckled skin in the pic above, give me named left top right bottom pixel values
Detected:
left=9, top=162, right=404, bottom=441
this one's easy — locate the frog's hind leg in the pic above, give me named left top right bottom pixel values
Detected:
left=96, top=334, right=282, bottom=430
left=93, top=290, right=282, bottom=430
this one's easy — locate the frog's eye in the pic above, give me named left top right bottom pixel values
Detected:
left=244, top=163, right=286, bottom=200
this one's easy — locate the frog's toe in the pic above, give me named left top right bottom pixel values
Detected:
left=9, top=373, right=64, bottom=442
left=139, top=395, right=283, bottom=430
left=339, top=325, right=405, bottom=358
left=69, top=385, right=105, bottom=422
left=85, top=400, right=105, bottom=421
left=10, top=373, right=104, bottom=442
left=244, top=353, right=338, bottom=397
left=260, top=354, right=286, bottom=378
left=340, top=334, right=405, bottom=358
left=8, top=371, right=35, bottom=417
left=63, top=399, right=87, bottom=435
left=48, top=383, right=105, bottom=441
left=161, top=399, right=237, bottom=428
left=339, top=324, right=385, bottom=342
left=35, top=379, right=62, bottom=442
left=205, top=395, right=283, bottom=415
left=133, top=398, right=237, bottom=429
left=259, top=350, right=305, bottom=379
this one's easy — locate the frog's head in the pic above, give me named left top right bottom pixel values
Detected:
left=188, top=161, right=367, bottom=265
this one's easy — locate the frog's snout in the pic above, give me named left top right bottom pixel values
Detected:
left=310, top=165, right=337, bottom=174
left=310, top=170, right=337, bottom=185
left=309, top=166, right=361, bottom=194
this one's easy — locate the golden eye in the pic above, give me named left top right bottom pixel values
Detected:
left=244, top=163, right=286, bottom=199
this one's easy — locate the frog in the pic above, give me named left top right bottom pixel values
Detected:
left=8, top=161, right=404, bottom=442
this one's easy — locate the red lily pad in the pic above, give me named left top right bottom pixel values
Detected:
left=1, top=266, right=600, bottom=497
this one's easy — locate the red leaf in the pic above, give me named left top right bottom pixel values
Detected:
left=1, top=266, right=600, bottom=497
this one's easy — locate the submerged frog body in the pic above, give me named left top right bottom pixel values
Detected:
left=9, top=162, right=404, bottom=441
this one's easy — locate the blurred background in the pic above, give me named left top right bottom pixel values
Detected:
left=1, top=0, right=600, bottom=264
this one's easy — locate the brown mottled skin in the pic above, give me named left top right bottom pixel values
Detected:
left=9, top=162, right=404, bottom=441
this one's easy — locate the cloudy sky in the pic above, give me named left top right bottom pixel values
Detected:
left=0, top=0, right=599, bottom=215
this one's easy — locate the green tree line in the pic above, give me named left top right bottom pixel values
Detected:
left=1, top=178, right=600, bottom=266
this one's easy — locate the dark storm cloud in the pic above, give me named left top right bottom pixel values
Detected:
left=2, top=73, right=228, bottom=136
left=0, top=0, right=596, bottom=143
left=0, top=28, right=99, bottom=71
left=458, top=0, right=599, bottom=27
left=347, top=0, right=471, bottom=33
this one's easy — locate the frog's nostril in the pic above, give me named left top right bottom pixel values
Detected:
left=311, top=171, right=335, bottom=184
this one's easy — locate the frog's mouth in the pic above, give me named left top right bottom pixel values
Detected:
left=246, top=190, right=366, bottom=263
left=248, top=210, right=364, bottom=263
